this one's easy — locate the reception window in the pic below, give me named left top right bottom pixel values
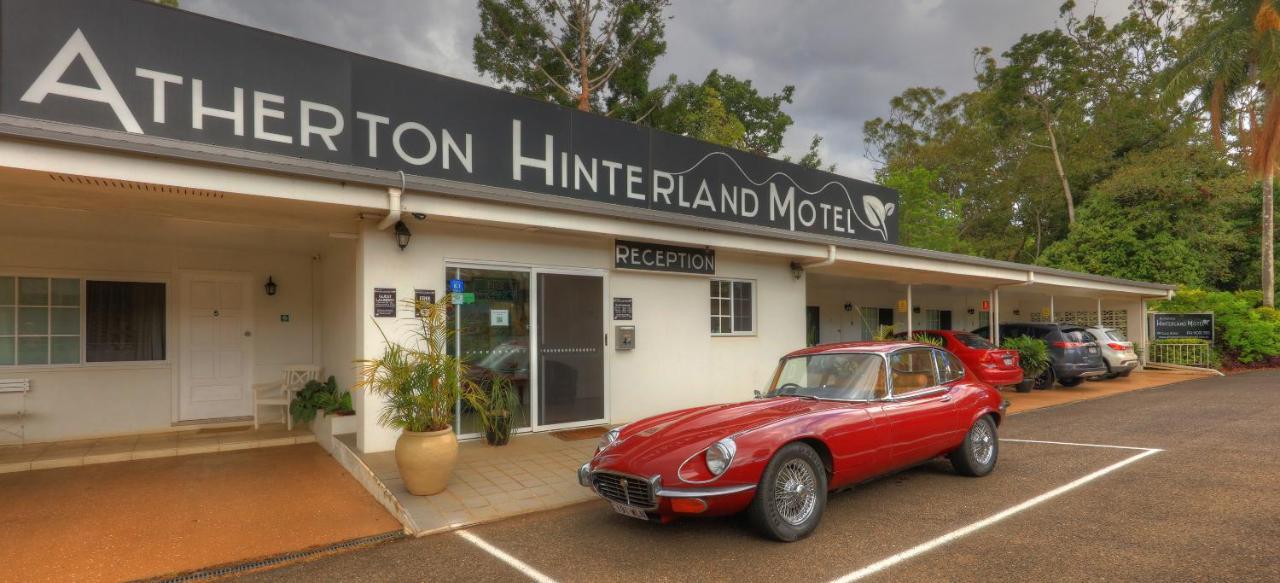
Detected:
left=711, top=279, right=754, bottom=335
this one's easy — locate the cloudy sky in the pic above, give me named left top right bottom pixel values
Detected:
left=182, top=0, right=1127, bottom=181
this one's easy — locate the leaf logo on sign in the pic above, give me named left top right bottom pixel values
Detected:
left=862, top=195, right=896, bottom=241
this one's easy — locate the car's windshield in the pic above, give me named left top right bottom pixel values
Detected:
left=954, top=332, right=994, bottom=349
left=766, top=353, right=886, bottom=400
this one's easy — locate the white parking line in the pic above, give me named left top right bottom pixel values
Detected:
left=827, top=442, right=1162, bottom=583
left=456, top=530, right=559, bottom=583
left=1001, top=438, right=1163, bottom=452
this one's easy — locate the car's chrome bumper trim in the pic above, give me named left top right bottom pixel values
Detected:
left=655, top=484, right=756, bottom=498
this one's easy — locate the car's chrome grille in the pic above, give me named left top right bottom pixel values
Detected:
left=592, top=472, right=656, bottom=509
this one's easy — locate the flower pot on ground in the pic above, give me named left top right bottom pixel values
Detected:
left=291, top=375, right=355, bottom=427
left=1002, top=336, right=1051, bottom=393
left=356, top=295, right=486, bottom=496
left=480, top=374, right=520, bottom=446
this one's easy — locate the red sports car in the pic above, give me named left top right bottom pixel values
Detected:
left=578, top=341, right=1008, bottom=541
left=906, top=330, right=1023, bottom=389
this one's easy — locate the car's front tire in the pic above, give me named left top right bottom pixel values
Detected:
left=949, top=415, right=998, bottom=477
left=748, top=442, right=827, bottom=542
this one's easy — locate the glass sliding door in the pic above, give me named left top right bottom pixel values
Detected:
left=446, top=266, right=531, bottom=436
left=536, top=272, right=605, bottom=426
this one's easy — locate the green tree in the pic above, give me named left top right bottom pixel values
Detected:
left=881, top=166, right=969, bottom=254
left=785, top=134, right=836, bottom=172
left=1164, top=0, right=1280, bottom=306
left=652, top=70, right=796, bottom=156
left=473, top=0, right=669, bottom=114
left=1038, top=145, right=1256, bottom=288
left=652, top=84, right=745, bottom=147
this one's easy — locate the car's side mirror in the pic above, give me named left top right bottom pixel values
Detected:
left=753, top=390, right=763, bottom=399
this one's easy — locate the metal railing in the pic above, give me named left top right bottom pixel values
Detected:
left=1146, top=342, right=1213, bottom=367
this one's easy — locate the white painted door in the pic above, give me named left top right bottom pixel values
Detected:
left=179, top=273, right=253, bottom=421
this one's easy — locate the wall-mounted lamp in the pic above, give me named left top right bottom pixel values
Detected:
left=394, top=220, right=412, bottom=251
left=264, top=276, right=278, bottom=296
left=967, top=308, right=975, bottom=315
left=1013, top=309, right=1021, bottom=316
left=789, top=261, right=803, bottom=280
left=912, top=306, right=921, bottom=314
left=843, top=302, right=853, bottom=312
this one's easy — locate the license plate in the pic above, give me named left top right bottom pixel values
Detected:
left=1002, top=357, right=1013, bottom=366
left=1088, top=346, right=1098, bottom=354
left=610, top=501, right=649, bottom=520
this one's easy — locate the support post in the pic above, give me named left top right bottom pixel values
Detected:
left=988, top=289, right=996, bottom=344
left=1049, top=295, right=1055, bottom=322
left=906, top=284, right=913, bottom=336
left=993, top=287, right=1001, bottom=344
left=1097, top=298, right=1103, bottom=327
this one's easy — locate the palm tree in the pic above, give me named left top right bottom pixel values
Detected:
left=1165, top=0, right=1280, bottom=306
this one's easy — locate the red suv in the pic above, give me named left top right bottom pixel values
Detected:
left=897, top=330, right=1023, bottom=389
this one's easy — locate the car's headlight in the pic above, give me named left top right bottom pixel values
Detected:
left=705, top=438, right=737, bottom=476
left=597, top=427, right=622, bottom=451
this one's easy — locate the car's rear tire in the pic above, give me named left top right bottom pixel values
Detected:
left=1034, top=367, right=1055, bottom=390
left=949, top=415, right=998, bottom=477
left=1119, top=370, right=1132, bottom=378
left=1059, top=377, right=1084, bottom=387
left=748, top=442, right=828, bottom=542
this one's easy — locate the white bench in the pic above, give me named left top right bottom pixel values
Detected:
left=0, top=378, right=30, bottom=442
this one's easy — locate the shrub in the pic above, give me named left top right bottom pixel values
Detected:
left=1001, top=336, right=1050, bottom=378
left=290, top=375, right=355, bottom=425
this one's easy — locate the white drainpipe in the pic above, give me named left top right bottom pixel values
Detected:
left=794, top=245, right=838, bottom=272
left=376, top=170, right=407, bottom=231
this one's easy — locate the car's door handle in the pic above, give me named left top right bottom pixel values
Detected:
left=940, top=395, right=953, bottom=403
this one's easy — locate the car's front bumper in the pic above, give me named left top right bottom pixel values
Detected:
left=579, top=462, right=757, bottom=518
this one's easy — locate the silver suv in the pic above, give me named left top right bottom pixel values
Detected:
left=1084, top=327, right=1139, bottom=379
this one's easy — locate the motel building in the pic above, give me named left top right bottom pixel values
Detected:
left=0, top=0, right=1173, bottom=497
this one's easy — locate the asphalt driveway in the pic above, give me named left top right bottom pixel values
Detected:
left=241, top=370, right=1280, bottom=582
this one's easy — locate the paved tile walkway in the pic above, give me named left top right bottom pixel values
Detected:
left=0, top=443, right=400, bottom=582
left=1002, top=369, right=1216, bottom=415
left=339, top=432, right=599, bottom=534
left=0, top=423, right=314, bottom=474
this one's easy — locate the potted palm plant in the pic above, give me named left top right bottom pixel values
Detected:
left=1002, top=336, right=1050, bottom=393
left=480, top=374, right=520, bottom=446
left=355, top=295, right=486, bottom=496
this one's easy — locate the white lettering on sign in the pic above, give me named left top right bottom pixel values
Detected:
left=20, top=29, right=142, bottom=133
left=13, top=26, right=893, bottom=242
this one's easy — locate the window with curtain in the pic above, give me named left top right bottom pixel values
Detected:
left=86, top=281, right=166, bottom=363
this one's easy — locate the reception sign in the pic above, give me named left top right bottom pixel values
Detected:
left=0, top=0, right=899, bottom=244
left=614, top=240, right=715, bottom=275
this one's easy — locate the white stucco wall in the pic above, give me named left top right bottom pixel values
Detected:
left=355, top=219, right=804, bottom=453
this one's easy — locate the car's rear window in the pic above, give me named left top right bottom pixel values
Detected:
left=954, top=332, right=994, bottom=349
left=1104, top=329, right=1128, bottom=342
left=1061, top=328, right=1091, bottom=343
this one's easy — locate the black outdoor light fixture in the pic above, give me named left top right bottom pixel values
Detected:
left=967, top=308, right=976, bottom=315
left=394, top=220, right=412, bottom=251
left=913, top=306, right=921, bottom=314
left=264, top=276, right=278, bottom=296
left=789, top=261, right=804, bottom=280
left=844, top=302, right=853, bottom=312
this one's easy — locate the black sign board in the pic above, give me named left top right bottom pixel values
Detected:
left=613, top=298, right=633, bottom=321
left=413, top=289, right=435, bottom=317
left=615, top=240, right=715, bottom=275
left=1150, top=313, right=1214, bottom=341
left=0, top=0, right=899, bottom=244
left=373, top=288, right=396, bottom=318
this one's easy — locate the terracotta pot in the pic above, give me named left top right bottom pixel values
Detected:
left=394, top=426, right=457, bottom=496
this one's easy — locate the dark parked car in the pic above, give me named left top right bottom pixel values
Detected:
left=972, top=323, right=1107, bottom=388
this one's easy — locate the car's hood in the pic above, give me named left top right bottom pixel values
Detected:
left=595, top=398, right=831, bottom=470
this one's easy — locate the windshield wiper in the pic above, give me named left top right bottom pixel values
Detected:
left=787, top=394, right=820, bottom=401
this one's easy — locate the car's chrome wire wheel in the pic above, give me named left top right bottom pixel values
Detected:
left=772, top=459, right=818, bottom=526
left=971, top=420, right=995, bottom=466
